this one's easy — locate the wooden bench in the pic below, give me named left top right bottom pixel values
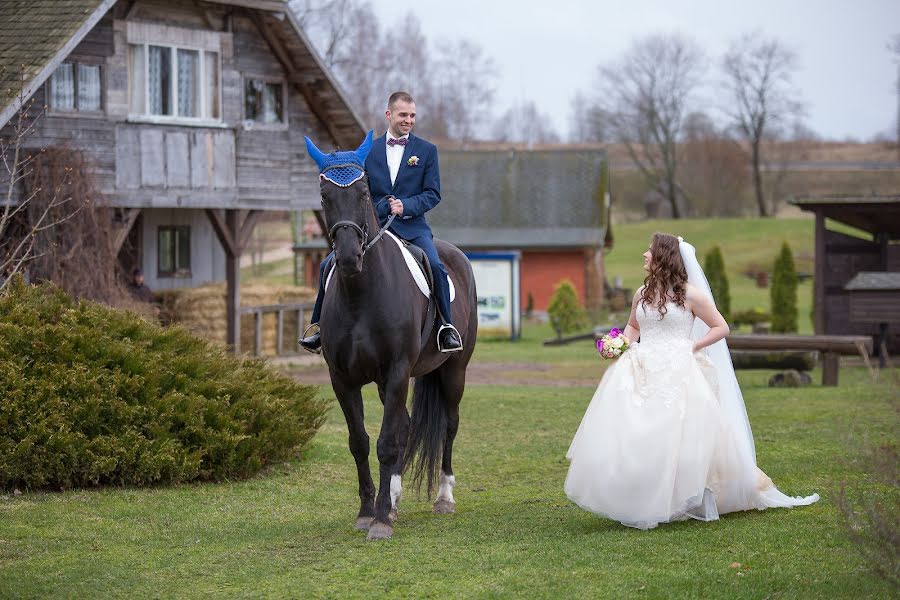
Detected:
left=726, top=334, right=873, bottom=386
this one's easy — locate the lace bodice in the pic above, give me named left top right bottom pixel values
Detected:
left=636, top=301, right=695, bottom=347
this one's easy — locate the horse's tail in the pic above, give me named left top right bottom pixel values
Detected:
left=403, top=370, right=446, bottom=497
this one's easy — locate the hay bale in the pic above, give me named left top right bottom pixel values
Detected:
left=160, top=283, right=316, bottom=353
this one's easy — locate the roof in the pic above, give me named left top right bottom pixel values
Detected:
left=0, top=0, right=116, bottom=127
left=790, top=195, right=900, bottom=238
left=845, top=272, right=900, bottom=291
left=429, top=149, right=609, bottom=249
left=0, top=0, right=365, bottom=148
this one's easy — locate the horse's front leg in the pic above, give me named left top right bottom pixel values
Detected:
left=367, top=369, right=411, bottom=541
left=332, top=376, right=375, bottom=531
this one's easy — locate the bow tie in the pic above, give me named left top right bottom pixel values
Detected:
left=387, top=137, right=408, bottom=146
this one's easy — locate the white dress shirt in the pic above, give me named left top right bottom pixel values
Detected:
left=386, top=133, right=408, bottom=186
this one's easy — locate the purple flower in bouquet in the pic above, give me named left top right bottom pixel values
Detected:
left=609, top=327, right=621, bottom=338
left=596, top=339, right=604, bottom=352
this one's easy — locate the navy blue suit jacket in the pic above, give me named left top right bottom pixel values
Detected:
left=365, top=133, right=441, bottom=240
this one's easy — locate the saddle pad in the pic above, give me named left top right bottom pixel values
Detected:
left=324, top=231, right=455, bottom=302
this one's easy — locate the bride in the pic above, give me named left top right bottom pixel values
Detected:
left=565, top=233, right=819, bottom=530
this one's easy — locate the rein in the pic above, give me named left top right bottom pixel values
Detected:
left=322, top=162, right=396, bottom=257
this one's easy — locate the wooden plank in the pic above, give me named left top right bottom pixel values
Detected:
left=203, top=0, right=287, bottom=11
left=115, top=126, right=141, bottom=189
left=191, top=131, right=211, bottom=188
left=238, top=209, right=262, bottom=251
left=212, top=131, right=236, bottom=188
left=224, top=209, right=241, bottom=352
left=140, top=129, right=166, bottom=187
left=726, top=334, right=872, bottom=355
left=166, top=132, right=191, bottom=187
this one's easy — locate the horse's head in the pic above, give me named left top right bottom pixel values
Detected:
left=305, top=131, right=374, bottom=276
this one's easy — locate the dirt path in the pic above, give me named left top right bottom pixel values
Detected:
left=275, top=356, right=599, bottom=388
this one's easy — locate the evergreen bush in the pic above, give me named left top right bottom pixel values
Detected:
left=0, top=277, right=329, bottom=491
left=547, top=279, right=588, bottom=336
left=703, top=246, right=731, bottom=321
left=770, top=241, right=798, bottom=333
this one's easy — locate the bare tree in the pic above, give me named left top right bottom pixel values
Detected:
left=594, top=33, right=706, bottom=219
left=569, top=92, right=612, bottom=144
left=1, top=67, right=77, bottom=291
left=491, top=101, right=561, bottom=146
left=722, top=31, right=804, bottom=217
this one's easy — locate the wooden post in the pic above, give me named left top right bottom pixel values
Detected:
left=276, top=309, right=284, bottom=355
left=206, top=209, right=262, bottom=353
left=822, top=352, right=840, bottom=386
left=254, top=309, right=263, bottom=357
left=814, top=211, right=826, bottom=335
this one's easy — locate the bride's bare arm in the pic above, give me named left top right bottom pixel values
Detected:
left=623, top=287, right=643, bottom=343
left=687, top=284, right=730, bottom=352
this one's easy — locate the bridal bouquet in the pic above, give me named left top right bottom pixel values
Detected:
left=597, top=328, right=630, bottom=359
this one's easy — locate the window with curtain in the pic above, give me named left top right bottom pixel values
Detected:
left=128, top=43, right=220, bottom=122
left=158, top=226, right=191, bottom=277
left=49, top=61, right=102, bottom=112
left=244, top=79, right=285, bottom=124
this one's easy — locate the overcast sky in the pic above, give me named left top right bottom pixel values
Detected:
left=370, top=0, right=899, bottom=142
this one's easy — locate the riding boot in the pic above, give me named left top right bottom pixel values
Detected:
left=437, top=323, right=463, bottom=353
left=299, top=324, right=322, bottom=354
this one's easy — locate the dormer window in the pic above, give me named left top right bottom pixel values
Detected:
left=244, top=77, right=286, bottom=126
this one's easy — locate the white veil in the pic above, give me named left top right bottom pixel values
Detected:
left=678, top=240, right=757, bottom=467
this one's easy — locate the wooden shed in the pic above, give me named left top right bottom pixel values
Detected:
left=791, top=195, right=900, bottom=353
left=0, top=0, right=364, bottom=351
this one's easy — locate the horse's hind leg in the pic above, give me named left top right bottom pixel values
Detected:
left=434, top=363, right=464, bottom=514
left=333, top=378, right=375, bottom=531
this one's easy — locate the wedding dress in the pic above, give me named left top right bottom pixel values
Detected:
left=564, top=242, right=819, bottom=530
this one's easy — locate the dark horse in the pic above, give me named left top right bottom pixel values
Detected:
left=306, top=134, right=477, bottom=540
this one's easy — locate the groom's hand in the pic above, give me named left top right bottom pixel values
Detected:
left=389, top=197, right=404, bottom=216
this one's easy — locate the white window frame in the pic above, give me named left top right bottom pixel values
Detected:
left=128, top=42, right=223, bottom=127
left=242, top=74, right=289, bottom=130
left=46, top=57, right=105, bottom=117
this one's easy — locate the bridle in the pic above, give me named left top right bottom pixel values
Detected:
left=321, top=163, right=396, bottom=258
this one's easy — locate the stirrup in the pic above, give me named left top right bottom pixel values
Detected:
left=299, top=323, right=322, bottom=355
left=437, top=323, right=463, bottom=354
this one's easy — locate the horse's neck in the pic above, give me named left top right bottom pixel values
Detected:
left=333, top=216, right=393, bottom=302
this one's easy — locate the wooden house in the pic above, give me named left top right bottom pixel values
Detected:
left=0, top=0, right=364, bottom=350
left=791, top=195, right=900, bottom=352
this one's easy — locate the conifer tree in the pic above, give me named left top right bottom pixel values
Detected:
left=547, top=279, right=588, bottom=336
left=770, top=241, right=798, bottom=333
left=703, top=246, right=731, bottom=321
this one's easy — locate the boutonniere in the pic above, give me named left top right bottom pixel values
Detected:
left=407, top=156, right=419, bottom=167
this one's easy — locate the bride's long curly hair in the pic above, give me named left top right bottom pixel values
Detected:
left=640, top=233, right=688, bottom=318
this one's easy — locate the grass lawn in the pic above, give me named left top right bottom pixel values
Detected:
left=1, top=324, right=896, bottom=598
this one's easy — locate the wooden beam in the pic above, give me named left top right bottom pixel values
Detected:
left=247, top=10, right=345, bottom=148
left=206, top=209, right=237, bottom=257
left=313, top=210, right=329, bottom=242
left=202, top=0, right=287, bottom=12
left=112, top=208, right=141, bottom=254
left=814, top=211, right=826, bottom=335
left=224, top=210, right=241, bottom=352
left=238, top=210, right=262, bottom=252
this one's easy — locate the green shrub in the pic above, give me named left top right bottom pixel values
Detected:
left=771, top=241, right=798, bottom=333
left=731, top=308, right=771, bottom=328
left=0, top=277, right=329, bottom=491
left=547, top=279, right=588, bottom=336
left=703, top=246, right=731, bottom=321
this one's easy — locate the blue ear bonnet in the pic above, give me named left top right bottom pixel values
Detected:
left=305, top=130, right=373, bottom=188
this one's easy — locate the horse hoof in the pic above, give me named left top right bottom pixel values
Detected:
left=389, top=507, right=398, bottom=523
left=366, top=522, right=393, bottom=541
left=433, top=500, right=456, bottom=514
left=355, top=517, right=374, bottom=531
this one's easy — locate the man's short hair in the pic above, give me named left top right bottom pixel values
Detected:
left=388, top=91, right=414, bottom=109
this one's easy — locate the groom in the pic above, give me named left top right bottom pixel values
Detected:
left=299, top=91, right=464, bottom=353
